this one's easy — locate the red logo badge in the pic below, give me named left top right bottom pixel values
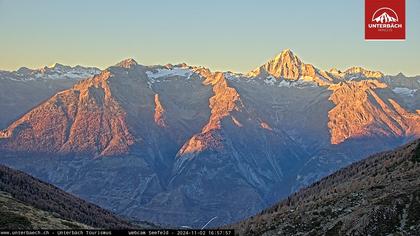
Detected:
left=365, top=0, right=405, bottom=40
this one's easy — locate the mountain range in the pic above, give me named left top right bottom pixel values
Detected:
left=0, top=49, right=419, bottom=227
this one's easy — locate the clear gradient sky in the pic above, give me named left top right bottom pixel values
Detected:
left=0, top=0, right=419, bottom=75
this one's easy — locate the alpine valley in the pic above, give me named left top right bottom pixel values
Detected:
left=0, top=50, right=419, bottom=227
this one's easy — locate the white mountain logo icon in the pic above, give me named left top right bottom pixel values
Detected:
left=372, top=7, right=399, bottom=23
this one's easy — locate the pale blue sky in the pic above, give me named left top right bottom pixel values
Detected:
left=0, top=0, right=419, bottom=75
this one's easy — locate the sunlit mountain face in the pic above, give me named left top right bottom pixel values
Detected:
left=0, top=64, right=100, bottom=129
left=0, top=50, right=419, bottom=227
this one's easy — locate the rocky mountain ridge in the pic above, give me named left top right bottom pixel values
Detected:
left=2, top=50, right=418, bottom=154
left=0, top=63, right=100, bottom=81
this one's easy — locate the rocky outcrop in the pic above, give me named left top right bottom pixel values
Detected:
left=177, top=72, right=241, bottom=156
left=154, top=94, right=167, bottom=128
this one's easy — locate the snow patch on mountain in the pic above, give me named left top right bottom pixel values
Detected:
left=224, top=71, right=245, bottom=79
left=146, top=67, right=193, bottom=79
left=260, top=76, right=317, bottom=88
left=392, top=87, right=417, bottom=97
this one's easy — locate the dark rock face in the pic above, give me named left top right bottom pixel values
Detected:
left=0, top=52, right=419, bottom=227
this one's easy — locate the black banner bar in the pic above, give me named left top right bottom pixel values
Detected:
left=0, top=230, right=235, bottom=236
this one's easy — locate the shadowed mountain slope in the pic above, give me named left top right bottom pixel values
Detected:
left=0, top=164, right=134, bottom=229
left=232, top=139, right=420, bottom=235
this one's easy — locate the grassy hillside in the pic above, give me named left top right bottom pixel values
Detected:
left=0, top=191, right=92, bottom=229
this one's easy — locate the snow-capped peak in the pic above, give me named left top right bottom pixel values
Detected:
left=0, top=64, right=101, bottom=81
left=248, top=49, right=304, bottom=79
left=273, top=49, right=301, bottom=64
left=343, top=67, right=384, bottom=79
left=247, top=49, right=337, bottom=86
